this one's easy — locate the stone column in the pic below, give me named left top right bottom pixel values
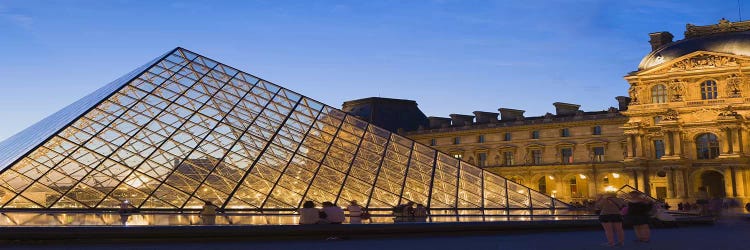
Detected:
left=634, top=135, right=644, bottom=159
left=673, top=131, right=683, bottom=158
left=667, top=168, right=676, bottom=198
left=721, top=128, right=731, bottom=154
left=730, top=167, right=738, bottom=197
left=665, top=131, right=674, bottom=156
left=683, top=169, right=691, bottom=198
left=626, top=135, right=634, bottom=158
left=736, top=169, right=746, bottom=197
left=732, top=128, right=741, bottom=154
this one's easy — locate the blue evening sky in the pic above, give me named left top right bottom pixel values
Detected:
left=0, top=0, right=744, bottom=140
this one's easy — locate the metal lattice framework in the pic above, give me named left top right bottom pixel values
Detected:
left=0, top=48, right=568, bottom=211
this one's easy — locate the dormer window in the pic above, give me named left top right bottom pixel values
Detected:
left=701, top=80, right=718, bottom=100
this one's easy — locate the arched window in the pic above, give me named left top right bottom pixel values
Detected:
left=701, top=80, right=718, bottom=100
left=651, top=84, right=667, bottom=103
left=696, top=133, right=720, bottom=159
left=538, top=177, right=547, bottom=194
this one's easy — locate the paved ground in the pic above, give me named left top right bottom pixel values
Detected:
left=8, top=217, right=749, bottom=250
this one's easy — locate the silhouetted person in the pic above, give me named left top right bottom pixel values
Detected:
left=298, top=201, right=320, bottom=225
left=200, top=200, right=218, bottom=225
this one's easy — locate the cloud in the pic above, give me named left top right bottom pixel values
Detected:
left=0, top=5, right=33, bottom=29
left=4, top=14, right=33, bottom=28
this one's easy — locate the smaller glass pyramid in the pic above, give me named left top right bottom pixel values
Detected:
left=0, top=48, right=568, bottom=212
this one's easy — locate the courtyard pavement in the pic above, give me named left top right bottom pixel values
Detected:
left=7, top=217, right=749, bottom=250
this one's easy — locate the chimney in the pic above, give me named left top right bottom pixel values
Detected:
left=498, top=108, right=525, bottom=121
left=449, top=114, right=474, bottom=126
left=648, top=32, right=674, bottom=51
left=615, top=96, right=632, bottom=111
left=427, top=117, right=452, bottom=129
left=473, top=111, right=499, bottom=123
left=553, top=102, right=581, bottom=116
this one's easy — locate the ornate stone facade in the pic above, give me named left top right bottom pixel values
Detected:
left=402, top=19, right=750, bottom=205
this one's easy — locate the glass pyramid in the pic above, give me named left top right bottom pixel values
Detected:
left=0, top=48, right=567, bottom=211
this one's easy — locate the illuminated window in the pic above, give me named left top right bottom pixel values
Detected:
left=531, top=130, right=540, bottom=139
left=503, top=151, right=514, bottom=166
left=651, top=84, right=667, bottom=103
left=593, top=147, right=605, bottom=162
left=569, top=178, right=578, bottom=195
left=561, top=148, right=573, bottom=164
left=477, top=152, right=487, bottom=167
left=531, top=150, right=543, bottom=165
left=504, top=132, right=512, bottom=141
left=478, top=135, right=485, bottom=143
left=592, top=126, right=601, bottom=135
left=561, top=128, right=570, bottom=137
left=654, top=140, right=665, bottom=159
left=454, top=137, right=460, bottom=144
left=696, top=133, right=719, bottom=159
left=701, top=80, right=718, bottom=100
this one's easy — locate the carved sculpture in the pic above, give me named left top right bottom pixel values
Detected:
left=628, top=86, right=641, bottom=104
left=669, top=80, right=686, bottom=101
left=726, top=75, right=743, bottom=97
left=663, top=109, right=679, bottom=121
left=669, top=54, right=737, bottom=72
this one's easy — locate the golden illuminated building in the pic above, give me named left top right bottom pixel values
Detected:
left=402, top=19, right=750, bottom=205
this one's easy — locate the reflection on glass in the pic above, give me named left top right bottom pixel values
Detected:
left=0, top=48, right=567, bottom=215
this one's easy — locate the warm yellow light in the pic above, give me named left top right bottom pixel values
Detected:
left=517, top=189, right=525, bottom=194
left=579, top=174, right=587, bottom=179
left=612, top=173, right=620, bottom=178
left=548, top=176, right=554, bottom=180
left=604, top=186, right=617, bottom=192
left=551, top=190, right=557, bottom=193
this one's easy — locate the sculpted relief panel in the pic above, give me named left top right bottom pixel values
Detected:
left=668, top=54, right=738, bottom=72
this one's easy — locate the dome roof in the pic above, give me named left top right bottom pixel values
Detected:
left=638, top=31, right=750, bottom=70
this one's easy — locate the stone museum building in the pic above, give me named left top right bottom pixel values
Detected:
left=349, top=19, right=750, bottom=206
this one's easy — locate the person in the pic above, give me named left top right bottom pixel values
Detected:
left=413, top=204, right=428, bottom=222
left=199, top=200, right=219, bottom=225
left=403, top=201, right=415, bottom=222
left=626, top=191, right=653, bottom=243
left=345, top=200, right=363, bottom=224
left=118, top=200, right=137, bottom=225
left=298, top=201, right=320, bottom=225
left=594, top=192, right=626, bottom=247
left=322, top=201, right=345, bottom=224
left=677, top=202, right=684, bottom=211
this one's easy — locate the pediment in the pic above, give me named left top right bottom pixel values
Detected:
left=635, top=51, right=750, bottom=76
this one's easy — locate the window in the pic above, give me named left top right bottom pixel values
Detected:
left=454, top=137, right=460, bottom=145
left=701, top=80, right=718, bottom=100
left=531, top=150, right=543, bottom=165
left=531, top=130, right=540, bottom=139
left=651, top=84, right=667, bottom=103
left=538, top=177, right=547, bottom=194
left=477, top=152, right=487, bottom=167
left=592, top=126, right=601, bottom=135
left=503, top=151, right=514, bottom=166
left=593, top=147, right=605, bottom=162
left=478, top=135, right=485, bottom=143
left=452, top=153, right=463, bottom=159
left=603, top=176, right=610, bottom=185
left=654, top=140, right=665, bottom=159
left=430, top=138, right=436, bottom=146
left=561, top=128, right=570, bottom=137
left=569, top=178, right=578, bottom=195
left=561, top=148, right=573, bottom=164
left=504, top=132, right=512, bottom=141
left=696, top=133, right=720, bottom=159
